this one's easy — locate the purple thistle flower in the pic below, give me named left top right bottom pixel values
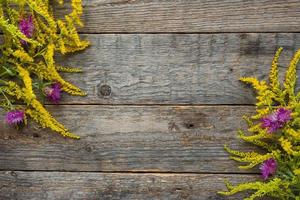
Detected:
left=261, top=108, right=292, bottom=133
left=276, top=108, right=292, bottom=123
left=259, top=158, right=277, bottom=180
left=19, top=15, right=34, bottom=44
left=44, top=83, right=62, bottom=104
left=5, top=110, right=25, bottom=126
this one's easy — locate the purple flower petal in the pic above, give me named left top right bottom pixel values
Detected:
left=5, top=110, right=25, bottom=126
left=259, top=158, right=277, bottom=180
left=19, top=15, right=34, bottom=44
left=261, top=108, right=292, bottom=133
left=44, top=83, right=62, bottom=104
left=276, top=108, right=292, bottom=123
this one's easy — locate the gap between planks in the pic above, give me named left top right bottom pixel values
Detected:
left=78, top=32, right=300, bottom=34
left=0, top=170, right=259, bottom=175
left=7, top=103, right=255, bottom=109
left=3, top=32, right=300, bottom=35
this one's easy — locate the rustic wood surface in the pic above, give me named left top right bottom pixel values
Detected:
left=58, top=33, right=300, bottom=105
left=0, top=172, right=258, bottom=199
left=55, top=0, right=300, bottom=33
left=0, top=106, right=259, bottom=173
left=1, top=0, right=298, bottom=199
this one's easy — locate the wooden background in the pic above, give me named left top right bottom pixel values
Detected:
left=1, top=0, right=300, bottom=199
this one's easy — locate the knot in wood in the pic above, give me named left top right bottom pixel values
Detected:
left=99, top=84, right=111, bottom=96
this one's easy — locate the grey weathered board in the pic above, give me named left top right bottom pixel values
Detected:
left=58, top=33, right=300, bottom=105
left=55, top=0, right=300, bottom=33
left=0, top=172, right=257, bottom=199
left=1, top=0, right=298, bottom=199
left=0, top=105, right=258, bottom=173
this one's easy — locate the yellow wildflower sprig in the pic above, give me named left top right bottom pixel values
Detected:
left=224, top=146, right=279, bottom=169
left=269, top=47, right=283, bottom=92
left=219, top=178, right=292, bottom=200
left=0, top=0, right=88, bottom=139
left=220, top=48, right=300, bottom=199
left=284, top=49, right=300, bottom=103
left=0, top=16, right=40, bottom=46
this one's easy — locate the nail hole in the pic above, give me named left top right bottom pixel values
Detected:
left=85, top=146, right=92, bottom=152
left=33, top=133, right=40, bottom=138
left=185, top=123, right=194, bottom=129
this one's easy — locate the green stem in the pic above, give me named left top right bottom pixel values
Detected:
left=33, top=47, right=47, bottom=58
left=0, top=79, right=7, bottom=84
left=0, top=71, right=8, bottom=77
left=0, top=89, right=13, bottom=109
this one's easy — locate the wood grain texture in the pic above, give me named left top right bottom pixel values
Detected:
left=0, top=171, right=259, bottom=199
left=55, top=0, right=300, bottom=33
left=0, top=105, right=260, bottom=173
left=56, top=33, right=300, bottom=104
left=2, top=1, right=297, bottom=198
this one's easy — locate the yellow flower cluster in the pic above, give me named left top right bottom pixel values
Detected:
left=225, top=145, right=279, bottom=169
left=0, top=15, right=39, bottom=46
left=12, top=49, right=34, bottom=63
left=220, top=178, right=289, bottom=200
left=220, top=48, right=300, bottom=199
left=0, top=0, right=89, bottom=139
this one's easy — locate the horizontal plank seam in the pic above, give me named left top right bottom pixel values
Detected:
left=76, top=31, right=300, bottom=34
left=0, top=170, right=259, bottom=175
left=2, top=32, right=300, bottom=36
left=8, top=103, right=256, bottom=106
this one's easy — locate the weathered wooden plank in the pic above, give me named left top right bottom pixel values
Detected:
left=55, top=0, right=300, bottom=33
left=57, top=33, right=300, bottom=104
left=0, top=171, right=259, bottom=199
left=0, top=105, right=260, bottom=173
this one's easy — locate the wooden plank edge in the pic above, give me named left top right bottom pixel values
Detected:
left=0, top=171, right=260, bottom=199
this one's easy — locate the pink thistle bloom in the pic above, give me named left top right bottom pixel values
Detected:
left=5, top=110, right=25, bottom=126
left=19, top=15, right=34, bottom=44
left=259, top=158, right=277, bottom=180
left=276, top=108, right=292, bottom=123
left=261, top=108, right=291, bottom=133
left=44, top=83, right=62, bottom=104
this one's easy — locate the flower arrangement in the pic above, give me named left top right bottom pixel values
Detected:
left=0, top=0, right=89, bottom=139
left=219, top=48, right=300, bottom=199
